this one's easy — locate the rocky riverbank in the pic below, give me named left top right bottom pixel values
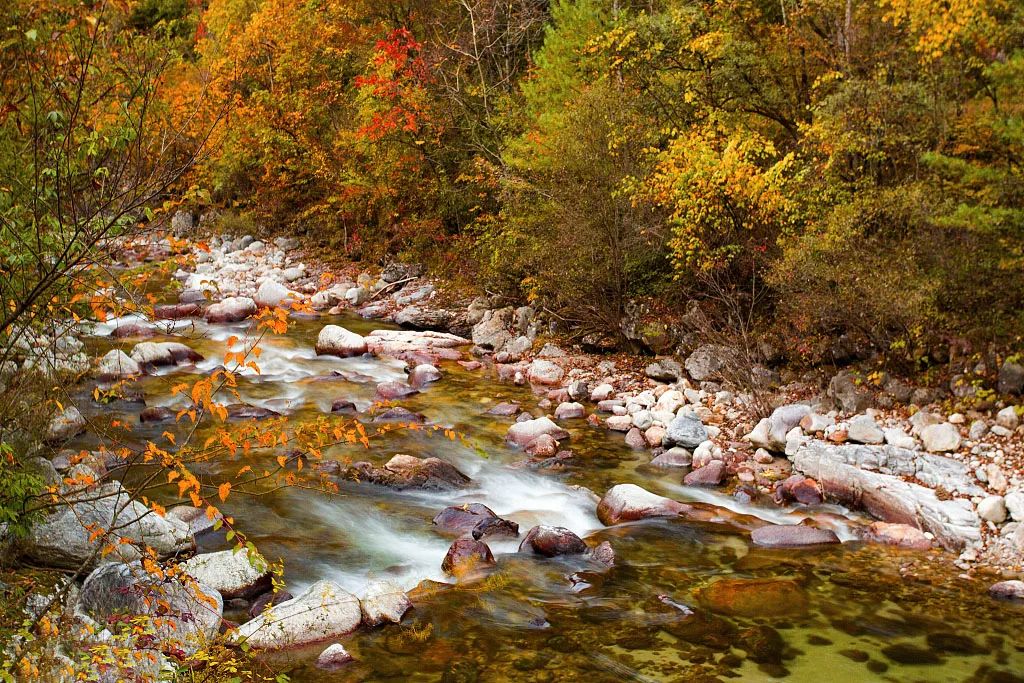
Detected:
left=160, top=229, right=1024, bottom=575
left=6, top=228, right=1024, bottom=679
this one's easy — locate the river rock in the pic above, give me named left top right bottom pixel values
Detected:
left=487, top=402, right=520, bottom=417
left=623, top=427, right=646, bottom=449
left=226, top=404, right=281, bottom=420
left=977, top=496, right=1007, bottom=523
left=98, top=349, right=141, bottom=379
left=205, top=297, right=257, bottom=323
left=698, top=578, right=807, bottom=617
left=646, top=358, right=683, bottom=382
left=365, top=329, right=468, bottom=362
left=651, top=447, right=692, bottom=467
left=920, top=423, right=961, bottom=453
left=182, top=548, right=272, bottom=600
left=883, top=427, right=917, bottom=450
left=249, top=589, right=295, bottom=618
left=775, top=475, right=823, bottom=505
left=376, top=381, right=419, bottom=400
left=408, top=364, right=441, bottom=388
left=44, top=406, right=86, bottom=443
left=597, top=484, right=687, bottom=525
left=828, top=370, right=873, bottom=413
left=684, top=460, right=726, bottom=486
left=799, top=413, right=834, bottom=434
left=131, top=341, right=203, bottom=367
left=554, top=402, right=585, bottom=420
left=998, top=361, right=1024, bottom=395
left=254, top=279, right=298, bottom=308
left=154, top=302, right=202, bottom=320
left=316, top=325, right=368, bottom=357
left=441, top=538, right=495, bottom=575
left=373, top=406, right=426, bottom=423
left=110, top=322, right=156, bottom=339
left=591, top=383, right=615, bottom=402
left=847, top=415, right=884, bottom=444
left=996, top=406, right=1020, bottom=430
left=346, top=454, right=470, bottom=490
left=862, top=522, right=932, bottom=549
left=1006, top=490, right=1024, bottom=522
left=685, top=345, right=728, bottom=381
left=746, top=404, right=812, bottom=451
left=78, top=561, right=222, bottom=655
left=234, top=580, right=362, bottom=650
left=360, top=580, right=412, bottom=626
left=790, top=441, right=981, bottom=550
left=506, top=417, right=569, bottom=447
left=433, top=504, right=519, bottom=540
left=23, top=481, right=192, bottom=569
left=989, top=580, right=1024, bottom=601
left=471, top=308, right=513, bottom=352
left=567, top=380, right=589, bottom=402
left=750, top=524, right=840, bottom=548
left=606, top=415, right=632, bottom=432
left=527, top=359, right=564, bottom=386
left=664, top=414, right=708, bottom=450
left=518, top=525, right=587, bottom=557
left=316, top=643, right=354, bottom=670
left=525, top=434, right=559, bottom=458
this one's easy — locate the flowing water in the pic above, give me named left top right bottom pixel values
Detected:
left=71, top=311, right=1024, bottom=682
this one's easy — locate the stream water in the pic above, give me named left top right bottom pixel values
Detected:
left=69, top=311, right=1024, bottom=682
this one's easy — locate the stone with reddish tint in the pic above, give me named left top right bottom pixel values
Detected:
left=699, top=578, right=808, bottom=617
left=441, top=538, right=496, bottom=575
left=650, top=448, right=692, bottom=468
left=526, top=434, right=559, bottom=458
left=989, top=580, right=1024, bottom=601
left=597, top=484, right=687, bottom=524
left=776, top=475, right=823, bottom=505
left=624, top=428, right=647, bottom=450
left=154, top=303, right=201, bottom=320
left=376, top=381, right=419, bottom=400
left=554, top=402, right=585, bottom=420
left=373, top=407, right=426, bottom=423
left=330, top=399, right=357, bottom=413
left=518, top=525, right=587, bottom=557
left=487, top=402, right=520, bottom=416
left=862, top=522, right=932, bottom=550
left=140, top=406, right=176, bottom=423
left=750, top=524, right=840, bottom=548
left=432, top=503, right=521, bottom=541
left=316, top=644, right=354, bottom=671
left=204, top=297, right=257, bottom=323
left=111, top=323, right=155, bottom=339
left=684, top=460, right=727, bottom=486
left=408, top=364, right=442, bottom=388
left=507, top=417, right=569, bottom=447
left=346, top=454, right=469, bottom=491
left=226, top=404, right=281, bottom=420
left=589, top=541, right=615, bottom=567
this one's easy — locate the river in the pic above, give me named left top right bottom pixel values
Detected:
left=72, top=310, right=1024, bottom=682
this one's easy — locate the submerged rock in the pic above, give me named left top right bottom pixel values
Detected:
left=698, top=578, right=808, bottom=618
left=345, top=454, right=470, bottom=490
left=234, top=580, right=362, bottom=650
left=750, top=524, right=840, bottom=548
left=862, top=522, right=932, bottom=549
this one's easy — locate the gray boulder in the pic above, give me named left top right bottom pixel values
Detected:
left=359, top=580, right=412, bottom=626
left=828, top=370, right=873, bottom=413
left=98, top=349, right=141, bottom=379
left=316, top=325, right=368, bottom=358
left=182, top=548, right=272, bottom=600
left=44, top=406, right=86, bottom=444
left=234, top=580, right=361, bottom=650
left=78, top=561, right=222, bottom=655
left=685, top=345, right=729, bottom=381
left=999, top=361, right=1024, bottom=395
left=664, top=414, right=708, bottom=450
left=23, top=482, right=193, bottom=569
left=204, top=296, right=257, bottom=323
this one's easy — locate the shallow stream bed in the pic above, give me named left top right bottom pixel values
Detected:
left=71, top=313, right=1024, bottom=682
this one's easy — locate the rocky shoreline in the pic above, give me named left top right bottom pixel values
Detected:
left=7, top=228, right=1024, bottom=679
left=176, top=231, right=1023, bottom=574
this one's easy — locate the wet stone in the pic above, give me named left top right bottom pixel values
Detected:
left=881, top=643, right=944, bottom=665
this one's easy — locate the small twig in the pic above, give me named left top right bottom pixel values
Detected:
left=367, top=276, right=418, bottom=302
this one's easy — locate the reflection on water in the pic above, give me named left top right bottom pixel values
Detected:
left=74, top=313, right=1024, bottom=682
